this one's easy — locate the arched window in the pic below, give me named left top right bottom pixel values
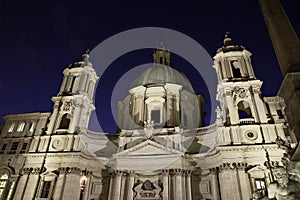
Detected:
left=231, top=60, right=242, bottom=78
left=0, top=174, right=8, bottom=197
left=0, top=173, right=15, bottom=200
left=237, top=101, right=253, bottom=119
left=58, top=114, right=70, bottom=129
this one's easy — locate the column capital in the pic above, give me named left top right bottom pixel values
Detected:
left=173, top=168, right=183, bottom=175
left=219, top=162, right=248, bottom=171
left=20, top=167, right=46, bottom=175
left=114, top=170, right=123, bottom=176
left=185, top=170, right=192, bottom=176
left=58, top=167, right=81, bottom=175
left=127, top=170, right=135, bottom=176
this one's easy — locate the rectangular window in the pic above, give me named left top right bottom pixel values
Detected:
left=255, top=179, right=266, bottom=190
left=8, top=124, right=15, bottom=133
left=17, top=122, right=25, bottom=132
left=40, top=181, right=51, bottom=198
left=29, top=122, right=35, bottom=132
left=0, top=144, right=7, bottom=154
left=151, top=110, right=160, bottom=123
left=8, top=142, right=19, bottom=154
left=277, top=109, right=284, bottom=119
left=20, top=143, right=28, bottom=154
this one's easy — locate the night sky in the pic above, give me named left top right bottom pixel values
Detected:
left=0, top=0, right=299, bottom=132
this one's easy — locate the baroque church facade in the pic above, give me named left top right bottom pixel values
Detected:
left=0, top=32, right=298, bottom=200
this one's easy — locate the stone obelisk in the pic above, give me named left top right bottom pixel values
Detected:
left=259, top=0, right=300, bottom=140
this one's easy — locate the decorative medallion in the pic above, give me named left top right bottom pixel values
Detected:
left=52, top=138, right=64, bottom=150
left=245, top=130, right=258, bottom=140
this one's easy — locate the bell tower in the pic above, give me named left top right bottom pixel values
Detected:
left=46, top=50, right=99, bottom=134
left=214, top=33, right=269, bottom=126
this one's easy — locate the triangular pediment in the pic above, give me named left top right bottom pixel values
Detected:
left=113, top=140, right=183, bottom=158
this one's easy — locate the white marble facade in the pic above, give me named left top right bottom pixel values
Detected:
left=0, top=38, right=298, bottom=200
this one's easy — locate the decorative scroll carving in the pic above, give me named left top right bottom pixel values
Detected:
left=63, top=101, right=72, bottom=111
left=234, top=87, right=249, bottom=99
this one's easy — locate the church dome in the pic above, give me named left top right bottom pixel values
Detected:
left=130, top=45, right=195, bottom=92
left=130, top=64, right=195, bottom=92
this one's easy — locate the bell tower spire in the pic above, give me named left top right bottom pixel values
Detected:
left=46, top=50, right=99, bottom=134
left=153, top=42, right=171, bottom=66
left=212, top=34, right=294, bottom=147
left=214, top=33, right=256, bottom=83
left=213, top=34, right=268, bottom=126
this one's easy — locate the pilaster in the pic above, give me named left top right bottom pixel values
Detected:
left=61, top=167, right=81, bottom=200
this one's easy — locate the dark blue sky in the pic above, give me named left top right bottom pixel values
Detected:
left=0, top=0, right=299, bottom=132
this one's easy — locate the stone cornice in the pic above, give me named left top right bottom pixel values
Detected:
left=113, top=139, right=184, bottom=157
left=3, top=112, right=51, bottom=121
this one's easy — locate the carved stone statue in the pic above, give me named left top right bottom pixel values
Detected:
left=268, top=166, right=300, bottom=200
left=144, top=120, right=154, bottom=139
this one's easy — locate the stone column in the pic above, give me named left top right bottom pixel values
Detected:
left=112, top=171, right=123, bottom=200
left=185, top=171, right=192, bottom=200
left=209, top=168, right=220, bottom=200
left=174, top=169, right=183, bottom=200
left=119, top=173, right=127, bottom=200
left=182, top=172, right=186, bottom=200
left=126, top=171, right=135, bottom=200
left=46, top=102, right=60, bottom=134
left=162, top=170, right=169, bottom=200
left=225, top=90, right=239, bottom=125
left=107, top=173, right=114, bottom=200
left=253, top=88, right=268, bottom=123
left=59, top=76, right=67, bottom=93
left=13, top=169, right=30, bottom=200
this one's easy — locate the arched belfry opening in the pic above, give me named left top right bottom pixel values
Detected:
left=152, top=43, right=171, bottom=66
left=59, top=114, right=71, bottom=129
left=237, top=101, right=253, bottom=119
left=231, top=60, right=242, bottom=78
